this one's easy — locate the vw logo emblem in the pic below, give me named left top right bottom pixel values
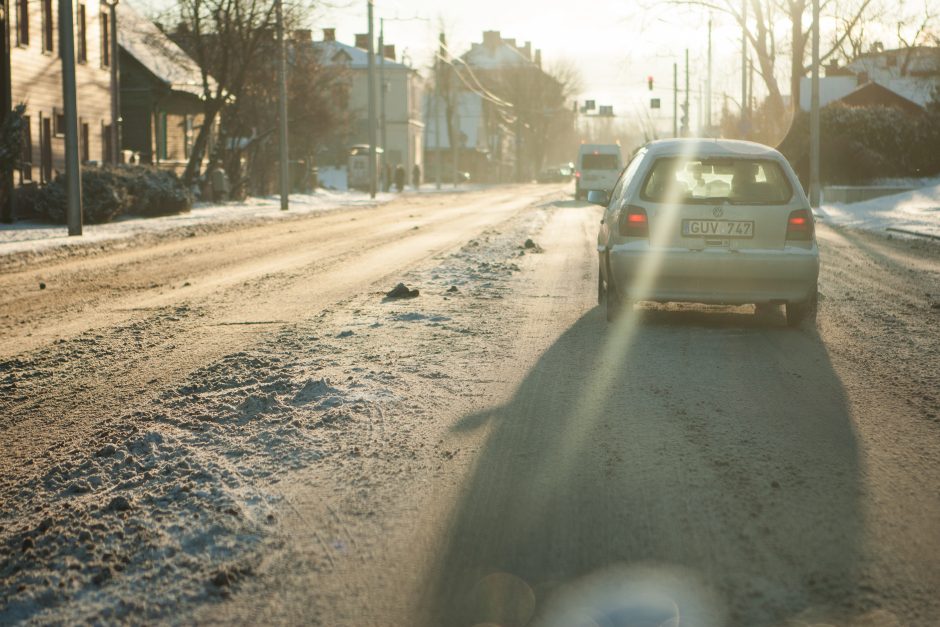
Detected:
left=713, top=206, right=724, bottom=218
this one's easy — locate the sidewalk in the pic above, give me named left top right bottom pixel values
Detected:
left=816, top=181, right=940, bottom=239
left=0, top=190, right=393, bottom=257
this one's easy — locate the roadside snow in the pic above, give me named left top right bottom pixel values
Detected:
left=0, top=190, right=393, bottom=257
left=817, top=182, right=940, bottom=238
left=0, top=199, right=557, bottom=624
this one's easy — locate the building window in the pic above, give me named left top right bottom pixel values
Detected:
left=100, top=11, right=110, bottom=67
left=40, top=116, right=53, bottom=184
left=184, top=116, right=194, bottom=158
left=42, top=0, right=54, bottom=53
left=20, top=116, right=33, bottom=182
left=102, top=122, right=111, bottom=163
left=77, top=4, right=88, bottom=63
left=81, top=122, right=90, bottom=163
left=15, top=0, right=29, bottom=46
left=53, top=108, right=65, bottom=137
left=157, top=112, right=168, bottom=161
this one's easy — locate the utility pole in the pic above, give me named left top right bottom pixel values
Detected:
left=276, top=0, right=289, bottom=209
left=366, top=1, right=377, bottom=198
left=104, top=0, right=120, bottom=164
left=706, top=18, right=712, bottom=132
left=741, top=0, right=748, bottom=139
left=682, top=48, right=689, bottom=136
left=59, top=0, right=82, bottom=235
left=673, top=62, right=678, bottom=138
left=434, top=33, right=442, bottom=190
left=443, top=34, right=457, bottom=188
left=1, top=0, right=13, bottom=223
left=810, top=0, right=821, bottom=207
left=379, top=18, right=386, bottom=191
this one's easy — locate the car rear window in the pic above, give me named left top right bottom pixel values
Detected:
left=640, top=157, right=793, bottom=205
left=581, top=154, right=620, bottom=170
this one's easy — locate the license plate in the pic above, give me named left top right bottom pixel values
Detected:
left=682, top=220, right=754, bottom=238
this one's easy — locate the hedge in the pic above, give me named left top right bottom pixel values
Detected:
left=778, top=104, right=940, bottom=186
left=14, top=165, right=192, bottom=224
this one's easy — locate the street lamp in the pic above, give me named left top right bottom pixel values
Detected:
left=59, top=0, right=82, bottom=234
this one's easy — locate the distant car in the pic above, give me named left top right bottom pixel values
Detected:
left=537, top=166, right=572, bottom=183
left=575, top=144, right=622, bottom=200
left=592, top=139, right=819, bottom=327
left=437, top=170, right=470, bottom=184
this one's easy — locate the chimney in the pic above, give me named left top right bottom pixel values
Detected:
left=293, top=29, right=312, bottom=42
left=355, top=33, right=369, bottom=50
left=482, top=30, right=500, bottom=50
left=523, top=41, right=531, bottom=60
left=535, top=49, right=542, bottom=68
left=323, top=28, right=336, bottom=42
left=383, top=44, right=396, bottom=61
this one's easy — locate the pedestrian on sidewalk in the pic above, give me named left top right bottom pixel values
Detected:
left=209, top=162, right=230, bottom=202
left=395, top=165, right=406, bottom=192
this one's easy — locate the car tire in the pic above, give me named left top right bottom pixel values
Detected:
left=605, top=256, right=627, bottom=322
left=786, top=289, right=818, bottom=328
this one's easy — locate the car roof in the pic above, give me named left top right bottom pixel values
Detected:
left=643, top=138, right=783, bottom=160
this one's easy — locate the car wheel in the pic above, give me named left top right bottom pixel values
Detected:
left=786, top=289, right=818, bottom=328
left=605, top=256, right=627, bottom=322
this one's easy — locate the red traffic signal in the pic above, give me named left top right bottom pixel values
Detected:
left=647, top=75, right=654, bottom=91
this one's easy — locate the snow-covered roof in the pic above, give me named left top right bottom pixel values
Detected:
left=117, top=1, right=213, bottom=97
left=463, top=35, right=538, bottom=70
left=798, top=76, right=936, bottom=111
left=313, top=40, right=412, bottom=71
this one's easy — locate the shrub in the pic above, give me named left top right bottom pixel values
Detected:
left=14, top=165, right=191, bottom=224
left=778, top=104, right=940, bottom=186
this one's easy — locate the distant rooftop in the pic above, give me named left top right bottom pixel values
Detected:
left=313, top=29, right=414, bottom=71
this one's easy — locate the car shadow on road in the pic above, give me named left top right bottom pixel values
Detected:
left=419, top=305, right=863, bottom=627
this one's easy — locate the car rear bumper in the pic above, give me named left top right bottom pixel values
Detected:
left=608, top=244, right=819, bottom=305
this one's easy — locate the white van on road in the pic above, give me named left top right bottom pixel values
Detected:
left=575, top=144, right=623, bottom=200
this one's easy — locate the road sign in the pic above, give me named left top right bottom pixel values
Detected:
left=651, top=98, right=661, bottom=109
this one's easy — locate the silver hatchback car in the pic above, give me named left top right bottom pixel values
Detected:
left=592, top=139, right=819, bottom=327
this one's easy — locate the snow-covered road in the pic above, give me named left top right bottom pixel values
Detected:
left=1, top=185, right=939, bottom=626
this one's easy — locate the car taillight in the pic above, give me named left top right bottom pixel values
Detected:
left=786, top=208, right=814, bottom=241
left=575, top=171, right=581, bottom=179
left=619, top=205, right=649, bottom=237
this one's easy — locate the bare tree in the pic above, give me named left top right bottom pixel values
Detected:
left=163, top=0, right=280, bottom=185
left=658, top=0, right=879, bottom=118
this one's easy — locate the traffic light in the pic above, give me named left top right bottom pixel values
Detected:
left=647, top=76, right=654, bottom=91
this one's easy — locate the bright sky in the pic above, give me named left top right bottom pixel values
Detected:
left=312, top=0, right=751, bottom=134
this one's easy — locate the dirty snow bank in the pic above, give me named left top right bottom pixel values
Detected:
left=817, top=183, right=940, bottom=239
left=0, top=201, right=556, bottom=624
left=0, top=190, right=393, bottom=257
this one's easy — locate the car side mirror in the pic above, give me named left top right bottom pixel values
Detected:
left=586, top=190, right=609, bottom=206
